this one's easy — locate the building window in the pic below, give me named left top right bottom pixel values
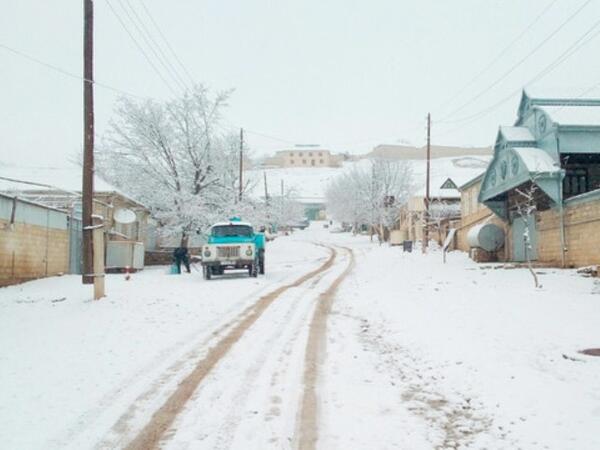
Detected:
left=290, top=152, right=294, bottom=157
left=563, top=168, right=588, bottom=197
left=311, top=160, right=315, bottom=166
left=290, top=159, right=294, bottom=164
left=309, top=152, right=313, bottom=157
left=302, top=159, right=307, bottom=164
left=318, top=152, right=322, bottom=157
left=319, top=159, right=324, bottom=164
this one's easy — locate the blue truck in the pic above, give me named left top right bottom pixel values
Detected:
left=200, top=218, right=265, bottom=280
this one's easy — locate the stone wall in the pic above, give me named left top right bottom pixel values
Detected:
left=537, top=193, right=600, bottom=267
left=0, top=219, right=69, bottom=287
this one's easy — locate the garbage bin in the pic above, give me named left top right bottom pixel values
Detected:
left=402, top=240, right=413, bottom=253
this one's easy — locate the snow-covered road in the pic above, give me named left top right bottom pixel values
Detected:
left=1, top=224, right=600, bottom=449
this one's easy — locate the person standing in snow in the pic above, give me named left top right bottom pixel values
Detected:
left=173, top=246, right=191, bottom=274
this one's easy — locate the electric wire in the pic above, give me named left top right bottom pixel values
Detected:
left=437, top=0, right=593, bottom=123
left=117, top=0, right=190, bottom=92
left=433, top=16, right=600, bottom=139
left=0, top=42, right=147, bottom=99
left=436, top=0, right=560, bottom=115
left=105, top=0, right=179, bottom=96
left=137, top=0, right=196, bottom=85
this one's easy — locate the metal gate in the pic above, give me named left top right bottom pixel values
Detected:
left=68, top=215, right=83, bottom=274
left=512, top=214, right=538, bottom=262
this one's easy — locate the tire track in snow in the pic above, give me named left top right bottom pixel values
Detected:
left=122, top=246, right=337, bottom=450
left=296, top=246, right=355, bottom=450
left=62, top=267, right=318, bottom=449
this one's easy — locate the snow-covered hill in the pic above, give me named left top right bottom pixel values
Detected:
left=247, top=155, right=491, bottom=203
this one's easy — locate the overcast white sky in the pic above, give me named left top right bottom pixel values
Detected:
left=2, top=0, right=600, bottom=166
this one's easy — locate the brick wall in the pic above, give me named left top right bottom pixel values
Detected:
left=537, top=195, right=600, bottom=267
left=0, top=219, right=69, bottom=287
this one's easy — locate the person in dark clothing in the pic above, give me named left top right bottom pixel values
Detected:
left=173, top=246, right=191, bottom=274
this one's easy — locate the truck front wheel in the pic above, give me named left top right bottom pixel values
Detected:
left=203, top=266, right=212, bottom=280
left=259, top=256, right=265, bottom=275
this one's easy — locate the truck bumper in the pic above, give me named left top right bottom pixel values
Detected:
left=202, top=259, right=254, bottom=269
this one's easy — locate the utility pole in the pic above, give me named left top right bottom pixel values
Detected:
left=423, top=113, right=431, bottom=253
left=239, top=128, right=244, bottom=201
left=263, top=171, right=269, bottom=202
left=280, top=179, right=284, bottom=226
left=82, top=0, right=94, bottom=284
left=263, top=171, right=270, bottom=222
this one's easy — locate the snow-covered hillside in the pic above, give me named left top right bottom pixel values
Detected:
left=247, top=156, right=490, bottom=203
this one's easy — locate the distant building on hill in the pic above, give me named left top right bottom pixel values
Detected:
left=263, top=145, right=344, bottom=168
left=367, top=144, right=492, bottom=160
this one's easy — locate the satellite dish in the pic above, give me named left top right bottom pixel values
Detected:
left=114, top=208, right=136, bottom=224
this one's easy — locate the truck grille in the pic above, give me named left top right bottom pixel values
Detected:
left=217, top=246, right=240, bottom=258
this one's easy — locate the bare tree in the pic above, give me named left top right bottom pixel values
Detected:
left=514, top=182, right=541, bottom=288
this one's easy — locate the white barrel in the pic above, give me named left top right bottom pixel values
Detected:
left=467, top=223, right=504, bottom=252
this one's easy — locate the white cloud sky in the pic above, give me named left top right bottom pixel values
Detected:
left=2, top=0, right=600, bottom=166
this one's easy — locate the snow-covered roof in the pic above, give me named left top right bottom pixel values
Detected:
left=500, top=126, right=535, bottom=142
left=458, top=172, right=485, bottom=191
left=0, top=163, right=147, bottom=209
left=512, top=147, right=561, bottom=173
left=524, top=87, right=600, bottom=103
left=0, top=163, right=118, bottom=193
left=538, top=105, right=600, bottom=127
left=210, top=221, right=253, bottom=228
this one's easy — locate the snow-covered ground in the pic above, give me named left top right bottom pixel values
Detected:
left=0, top=239, right=329, bottom=449
left=316, top=227, right=600, bottom=450
left=1, top=224, right=599, bottom=449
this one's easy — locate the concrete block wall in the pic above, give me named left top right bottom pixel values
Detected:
left=538, top=198, right=600, bottom=267
left=0, top=219, right=69, bottom=287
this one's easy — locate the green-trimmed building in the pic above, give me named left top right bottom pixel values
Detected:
left=472, top=89, right=600, bottom=266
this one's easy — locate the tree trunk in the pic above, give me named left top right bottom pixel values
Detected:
left=180, top=232, right=189, bottom=248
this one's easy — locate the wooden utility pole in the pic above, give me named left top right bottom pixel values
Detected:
left=423, top=113, right=431, bottom=253
left=82, top=0, right=95, bottom=284
left=263, top=171, right=269, bottom=202
left=280, top=179, right=284, bottom=224
left=263, top=171, right=270, bottom=222
left=239, top=128, right=244, bottom=201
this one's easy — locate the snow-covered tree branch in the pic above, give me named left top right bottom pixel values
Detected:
left=326, top=159, right=413, bottom=241
left=98, top=84, right=251, bottom=245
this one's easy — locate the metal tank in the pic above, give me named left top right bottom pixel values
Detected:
left=467, top=223, right=504, bottom=252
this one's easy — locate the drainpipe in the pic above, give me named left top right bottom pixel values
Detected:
left=556, top=135, right=567, bottom=268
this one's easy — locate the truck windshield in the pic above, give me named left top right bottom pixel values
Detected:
left=211, top=225, right=253, bottom=237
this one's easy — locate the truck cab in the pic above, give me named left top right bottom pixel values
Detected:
left=201, top=219, right=265, bottom=280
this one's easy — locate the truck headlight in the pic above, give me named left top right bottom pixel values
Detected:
left=245, top=248, right=253, bottom=256
left=204, top=249, right=211, bottom=257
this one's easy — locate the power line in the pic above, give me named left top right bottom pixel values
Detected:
left=437, top=0, right=593, bottom=123
left=0, top=42, right=147, bottom=99
left=137, top=0, right=196, bottom=85
left=105, top=0, right=179, bottom=96
left=117, top=0, right=190, bottom=92
left=435, top=15, right=600, bottom=138
left=436, top=0, right=559, bottom=114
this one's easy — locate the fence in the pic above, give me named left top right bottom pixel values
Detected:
left=0, top=194, right=71, bottom=286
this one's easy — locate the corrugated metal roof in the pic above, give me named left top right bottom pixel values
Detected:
left=538, top=105, right=600, bottom=126
left=500, top=126, right=535, bottom=142
left=512, top=147, right=561, bottom=173
left=524, top=87, right=600, bottom=102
